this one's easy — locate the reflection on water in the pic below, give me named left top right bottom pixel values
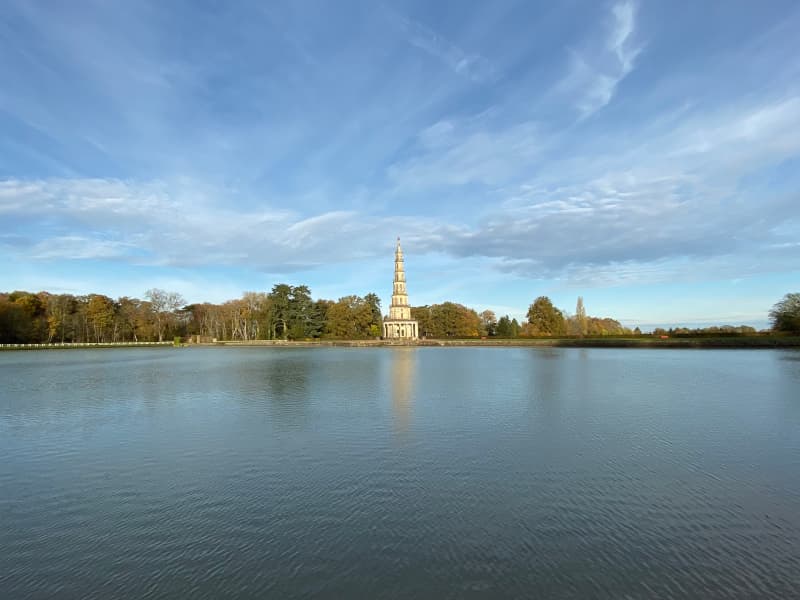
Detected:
left=259, top=351, right=311, bottom=426
left=527, top=347, right=567, bottom=425
left=389, top=348, right=416, bottom=435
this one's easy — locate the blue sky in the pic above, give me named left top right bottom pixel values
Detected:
left=1, top=0, right=799, bottom=329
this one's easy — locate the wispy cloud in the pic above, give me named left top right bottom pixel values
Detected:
left=0, top=178, right=433, bottom=272
left=560, top=0, right=642, bottom=117
left=1, top=0, right=799, bottom=323
left=394, top=13, right=495, bottom=83
left=388, top=117, right=541, bottom=188
left=387, top=91, right=800, bottom=285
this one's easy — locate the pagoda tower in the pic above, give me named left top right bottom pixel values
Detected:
left=383, top=237, right=419, bottom=340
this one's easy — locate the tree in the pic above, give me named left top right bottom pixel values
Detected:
left=145, top=288, right=185, bottom=342
left=575, top=296, right=587, bottom=336
left=324, top=295, right=374, bottom=339
left=510, top=318, right=521, bottom=337
left=586, top=317, right=630, bottom=336
left=364, top=293, right=381, bottom=323
left=0, top=296, right=28, bottom=343
left=9, top=291, right=47, bottom=342
left=268, top=284, right=292, bottom=339
left=86, top=294, right=115, bottom=342
left=46, top=294, right=77, bottom=343
left=770, top=293, right=800, bottom=332
left=118, top=297, right=147, bottom=341
left=309, top=299, right=333, bottom=339
left=496, top=315, right=512, bottom=337
left=410, top=302, right=481, bottom=338
left=495, top=315, right=520, bottom=338
left=479, top=310, right=497, bottom=337
left=289, top=285, right=314, bottom=339
left=411, top=306, right=434, bottom=338
left=526, top=296, right=566, bottom=336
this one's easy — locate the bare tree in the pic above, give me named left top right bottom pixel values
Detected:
left=145, top=288, right=185, bottom=342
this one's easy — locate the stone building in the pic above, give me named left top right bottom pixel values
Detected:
left=383, top=238, right=419, bottom=340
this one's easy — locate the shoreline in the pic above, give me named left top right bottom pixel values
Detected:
left=3, top=336, right=800, bottom=351
left=198, top=336, right=800, bottom=349
left=206, top=336, right=800, bottom=349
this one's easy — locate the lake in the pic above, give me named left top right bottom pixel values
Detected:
left=1, top=347, right=799, bottom=599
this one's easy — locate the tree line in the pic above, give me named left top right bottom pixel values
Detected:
left=0, top=286, right=385, bottom=344
left=2, top=287, right=797, bottom=344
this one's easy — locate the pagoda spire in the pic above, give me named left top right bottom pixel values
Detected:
left=383, top=236, right=418, bottom=339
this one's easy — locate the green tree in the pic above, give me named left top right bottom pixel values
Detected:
left=268, top=284, right=292, bottom=339
left=769, top=293, right=800, bottom=332
left=496, top=315, right=512, bottom=337
left=309, top=299, right=334, bottom=339
left=526, top=296, right=566, bottom=336
left=364, top=293, right=382, bottom=331
left=511, top=318, right=521, bottom=337
left=289, top=285, right=314, bottom=339
left=411, top=306, right=434, bottom=338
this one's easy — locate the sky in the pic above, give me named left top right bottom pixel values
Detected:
left=1, top=0, right=799, bottom=330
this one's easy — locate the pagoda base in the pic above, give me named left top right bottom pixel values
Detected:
left=383, top=319, right=419, bottom=340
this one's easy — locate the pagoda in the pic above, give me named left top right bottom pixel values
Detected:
left=383, top=238, right=419, bottom=340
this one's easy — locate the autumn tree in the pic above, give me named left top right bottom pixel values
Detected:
left=117, top=297, right=147, bottom=341
left=770, top=293, right=800, bottom=332
left=0, top=296, right=28, bottom=343
left=7, top=291, right=48, bottom=342
left=479, top=310, right=497, bottom=337
left=586, top=317, right=630, bottom=335
left=86, top=294, right=116, bottom=342
left=324, top=295, right=375, bottom=339
left=411, top=302, right=481, bottom=338
left=46, top=294, right=77, bottom=343
left=526, top=296, right=566, bottom=336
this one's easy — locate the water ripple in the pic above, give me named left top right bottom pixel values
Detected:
left=1, top=347, right=799, bottom=598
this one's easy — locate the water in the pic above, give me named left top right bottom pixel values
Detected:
left=1, top=347, right=799, bottom=599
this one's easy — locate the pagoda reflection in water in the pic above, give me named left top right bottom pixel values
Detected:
left=390, top=347, right=416, bottom=435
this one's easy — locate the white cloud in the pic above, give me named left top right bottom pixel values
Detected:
left=395, top=14, right=495, bottom=83
left=4, top=85, right=799, bottom=290
left=0, top=178, right=436, bottom=273
left=388, top=117, right=541, bottom=188
left=560, top=0, right=642, bottom=117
